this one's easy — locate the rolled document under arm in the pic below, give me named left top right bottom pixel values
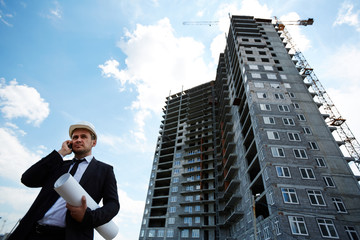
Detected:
left=54, top=173, right=118, bottom=240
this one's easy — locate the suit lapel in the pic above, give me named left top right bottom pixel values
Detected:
left=79, top=157, right=97, bottom=186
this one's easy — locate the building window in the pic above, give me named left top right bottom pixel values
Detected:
left=254, top=82, right=264, bottom=88
left=261, top=58, right=270, bottom=62
left=195, top=217, right=201, bottom=223
left=332, top=197, right=347, bottom=213
left=276, top=166, right=291, bottom=178
left=257, top=92, right=267, bottom=99
left=267, top=131, right=280, bottom=140
left=275, top=93, right=285, bottom=99
left=195, top=205, right=201, bottom=211
left=283, top=117, right=295, bottom=126
left=317, top=218, right=339, bottom=238
left=278, top=105, right=289, bottom=112
left=169, top=207, right=176, bottom=213
left=143, top=219, right=146, bottom=225
left=173, top=177, right=179, bottom=183
left=181, top=229, right=189, bottom=238
left=259, top=51, right=267, bottom=55
left=171, top=196, right=177, bottom=202
left=249, top=64, right=258, bottom=70
left=260, top=104, right=271, bottom=111
left=167, top=229, right=174, bottom=237
left=140, top=230, right=145, bottom=237
left=268, top=189, right=274, bottom=205
left=174, top=169, right=180, bottom=174
left=345, top=226, right=360, bottom=240
left=300, top=168, right=315, bottom=179
left=157, top=230, right=165, bottom=237
left=324, top=176, right=336, bottom=187
left=289, top=92, right=296, bottom=98
left=264, top=226, right=271, bottom=240
left=172, top=186, right=178, bottom=192
left=274, top=217, right=281, bottom=235
left=284, top=82, right=291, bottom=88
left=185, top=206, right=193, bottom=213
left=271, top=147, right=285, bottom=157
left=192, top=229, right=200, bottom=238
left=297, top=114, right=306, bottom=121
left=264, top=116, right=275, bottom=124
left=184, top=217, right=192, bottom=225
left=303, top=127, right=312, bottom=134
left=316, top=157, right=326, bottom=167
left=288, top=132, right=301, bottom=141
left=246, top=50, right=253, bottom=54
left=270, top=83, right=280, bottom=88
left=267, top=73, right=277, bottom=79
left=307, top=190, right=326, bottom=206
left=281, top=188, right=299, bottom=204
left=148, top=230, right=156, bottom=237
left=293, top=149, right=307, bottom=159
left=252, top=73, right=261, bottom=78
left=264, top=65, right=273, bottom=71
left=288, top=216, right=308, bottom=235
left=292, top=103, right=300, bottom=108
left=168, top=217, right=175, bottom=224
left=185, top=196, right=193, bottom=202
left=309, top=141, right=319, bottom=150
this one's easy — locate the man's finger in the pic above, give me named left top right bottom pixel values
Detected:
left=81, top=196, right=87, bottom=207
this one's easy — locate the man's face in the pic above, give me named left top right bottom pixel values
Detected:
left=71, top=128, right=96, bottom=157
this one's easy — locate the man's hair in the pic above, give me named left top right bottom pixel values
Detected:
left=90, top=133, right=96, bottom=140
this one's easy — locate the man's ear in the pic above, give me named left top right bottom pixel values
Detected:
left=92, top=140, right=97, bottom=147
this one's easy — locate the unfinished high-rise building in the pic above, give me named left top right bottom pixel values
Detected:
left=139, top=15, right=360, bottom=240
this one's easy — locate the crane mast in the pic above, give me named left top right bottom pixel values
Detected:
left=274, top=17, right=360, bottom=175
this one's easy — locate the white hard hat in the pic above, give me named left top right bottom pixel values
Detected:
left=69, top=121, right=97, bottom=139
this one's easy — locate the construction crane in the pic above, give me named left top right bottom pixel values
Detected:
left=274, top=17, right=360, bottom=176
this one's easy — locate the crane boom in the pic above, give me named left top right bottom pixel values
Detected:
left=274, top=17, right=360, bottom=175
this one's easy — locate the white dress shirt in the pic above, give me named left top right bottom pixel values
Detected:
left=38, top=154, right=92, bottom=227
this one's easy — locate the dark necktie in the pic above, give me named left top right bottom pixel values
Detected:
left=69, top=159, right=86, bottom=176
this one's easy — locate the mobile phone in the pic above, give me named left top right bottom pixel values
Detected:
left=68, top=143, right=72, bottom=149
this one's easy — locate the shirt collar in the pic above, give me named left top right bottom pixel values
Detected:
left=75, top=155, right=93, bottom=163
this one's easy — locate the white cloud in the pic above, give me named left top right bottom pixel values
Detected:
left=100, top=18, right=214, bottom=143
left=0, top=127, right=40, bottom=182
left=0, top=186, right=39, bottom=212
left=93, top=188, right=144, bottom=240
left=279, top=12, right=311, bottom=52
left=333, top=2, right=360, bottom=31
left=317, top=43, right=360, bottom=144
left=0, top=79, right=50, bottom=126
left=49, top=1, right=62, bottom=19
left=0, top=8, right=13, bottom=27
left=0, top=186, right=40, bottom=233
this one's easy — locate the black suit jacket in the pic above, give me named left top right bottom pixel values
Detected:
left=8, top=150, right=120, bottom=240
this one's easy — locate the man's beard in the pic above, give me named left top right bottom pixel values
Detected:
left=73, top=148, right=91, bottom=155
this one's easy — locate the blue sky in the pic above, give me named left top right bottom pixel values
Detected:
left=1, top=0, right=360, bottom=239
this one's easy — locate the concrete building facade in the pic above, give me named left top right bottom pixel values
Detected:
left=139, top=15, right=360, bottom=240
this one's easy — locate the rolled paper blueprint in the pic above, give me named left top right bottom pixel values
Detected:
left=54, top=173, right=118, bottom=240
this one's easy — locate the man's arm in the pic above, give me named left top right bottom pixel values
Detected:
left=78, top=166, right=120, bottom=228
left=21, top=141, right=72, bottom=187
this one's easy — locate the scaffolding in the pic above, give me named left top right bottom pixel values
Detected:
left=275, top=18, right=360, bottom=176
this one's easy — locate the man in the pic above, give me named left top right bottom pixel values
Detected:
left=8, top=121, right=120, bottom=240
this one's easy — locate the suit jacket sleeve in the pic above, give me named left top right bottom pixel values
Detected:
left=21, top=150, right=65, bottom=188
left=76, top=163, right=120, bottom=228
